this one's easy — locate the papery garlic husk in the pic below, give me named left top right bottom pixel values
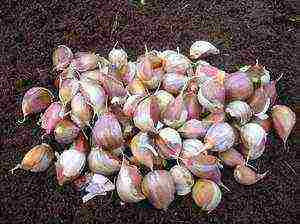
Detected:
left=109, top=48, right=128, bottom=71
left=195, top=63, right=226, bottom=85
left=128, top=77, right=148, bottom=96
left=81, top=70, right=127, bottom=97
left=59, top=78, right=80, bottom=106
left=184, top=93, right=202, bottom=120
left=92, top=112, right=124, bottom=150
left=234, top=165, right=268, bottom=185
left=130, top=132, right=157, bottom=170
left=88, top=148, right=121, bottom=175
left=251, top=117, right=272, bottom=133
left=53, top=45, right=73, bottom=71
left=142, top=170, right=175, bottom=209
left=79, top=79, right=107, bottom=116
left=242, top=63, right=270, bottom=85
left=123, top=95, right=144, bottom=118
left=162, top=94, right=188, bottom=129
left=203, top=111, right=226, bottom=124
left=70, top=52, right=98, bottom=72
left=71, top=132, right=90, bottom=153
left=122, top=61, right=137, bottom=84
left=54, top=119, right=80, bottom=144
left=21, top=87, right=54, bottom=120
left=137, top=52, right=164, bottom=90
left=240, top=123, right=266, bottom=161
left=178, top=119, right=211, bottom=139
left=183, top=154, right=222, bottom=184
left=225, top=100, right=253, bottom=125
left=190, top=41, right=220, bottom=59
left=162, top=73, right=188, bottom=95
left=13, top=144, right=54, bottom=172
left=204, top=122, right=235, bottom=152
left=192, top=179, right=222, bottom=212
left=41, top=102, right=66, bottom=134
left=116, top=159, right=145, bottom=203
left=225, top=71, right=254, bottom=101
left=218, top=148, right=245, bottom=167
left=155, top=127, right=182, bottom=159
left=160, top=50, right=192, bottom=75
left=263, top=80, right=278, bottom=106
left=154, top=90, right=175, bottom=114
left=56, top=149, right=86, bottom=185
left=71, top=92, right=93, bottom=128
left=133, top=96, right=160, bottom=133
left=197, top=77, right=225, bottom=112
left=181, top=139, right=206, bottom=159
left=271, top=105, right=296, bottom=145
left=247, top=86, right=270, bottom=118
left=170, top=165, right=194, bottom=195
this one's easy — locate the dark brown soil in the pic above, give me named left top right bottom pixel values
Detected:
left=0, top=0, right=298, bottom=224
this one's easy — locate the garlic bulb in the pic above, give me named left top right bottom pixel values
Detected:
left=181, top=139, right=206, bottom=159
left=170, top=165, right=194, bottom=195
left=190, top=41, right=219, bottom=59
left=154, top=90, right=175, bottom=114
left=177, top=119, right=211, bottom=139
left=234, top=165, right=268, bottom=185
left=225, top=100, right=253, bottom=125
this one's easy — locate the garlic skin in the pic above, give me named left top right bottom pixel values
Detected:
left=181, top=139, right=206, bottom=159
left=88, top=148, right=121, bottom=175
left=71, top=92, right=93, bottom=128
left=79, top=79, right=107, bottom=116
left=92, top=112, right=124, bottom=150
left=247, top=86, right=270, bottom=118
left=116, top=159, right=145, bottom=203
left=18, top=144, right=54, bottom=172
left=195, top=63, right=226, bottom=85
left=142, top=170, right=175, bottom=209
left=178, top=119, right=211, bottom=139
left=123, top=95, right=144, bottom=118
left=192, top=179, right=222, bottom=212
left=190, top=41, right=220, bottom=59
left=122, top=61, right=137, bottom=84
left=56, top=149, right=86, bottom=185
left=184, top=93, right=202, bottom=120
left=128, top=78, right=147, bottom=96
left=240, top=123, right=266, bottom=161
left=162, top=73, right=188, bottom=95
left=234, top=165, right=268, bottom=185
left=109, top=48, right=128, bottom=70
left=225, top=71, right=254, bottom=101
left=21, top=87, right=54, bottom=119
left=155, top=127, right=182, bottom=159
left=162, top=95, right=188, bottom=129
left=251, top=117, right=272, bottom=133
left=219, top=148, right=245, bottom=167
left=197, top=78, right=225, bottom=112
left=242, top=63, right=270, bottom=85
left=225, top=100, right=253, bottom=125
left=54, top=119, right=80, bottom=144
left=204, top=122, right=235, bottom=152
left=203, top=111, right=226, bottom=124
left=130, top=132, right=157, bottom=170
left=52, top=45, right=73, bottom=71
left=71, top=52, right=98, bottom=72
left=58, top=78, right=80, bottom=106
left=271, top=105, right=296, bottom=145
left=154, top=90, right=175, bottom=114
left=41, top=102, right=66, bottom=134
left=133, top=96, right=160, bottom=133
left=160, top=50, right=192, bottom=75
left=170, top=165, right=194, bottom=195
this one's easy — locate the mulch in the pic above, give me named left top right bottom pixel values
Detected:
left=0, top=0, right=298, bottom=223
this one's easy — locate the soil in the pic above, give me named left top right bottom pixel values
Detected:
left=0, top=0, right=298, bottom=224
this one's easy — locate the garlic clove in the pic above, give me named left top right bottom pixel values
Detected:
left=21, top=87, right=54, bottom=121
left=71, top=92, right=93, bottom=128
left=70, top=52, right=98, bottom=72
left=225, top=100, right=253, bottom=125
left=52, top=45, right=73, bottom=71
left=177, top=119, right=211, bottom=139
left=154, top=90, right=175, bottom=115
left=155, top=127, right=182, bottom=159
left=116, top=159, right=145, bottom=203
left=88, top=148, right=121, bottom=175
left=162, top=73, right=188, bottom=95
left=234, top=165, right=268, bottom=185
left=109, top=48, right=128, bottom=70
left=142, top=170, right=175, bottom=209
left=92, top=112, right=124, bottom=150
left=190, top=41, right=220, bottom=59
left=58, top=78, right=80, bottom=106
left=54, top=119, right=80, bottom=144
left=195, top=63, right=226, bottom=85
left=218, top=148, right=245, bottom=167
left=127, top=78, right=148, bottom=96
left=123, top=95, right=144, bottom=118
left=247, top=86, right=270, bottom=117
left=184, top=93, right=202, bottom=120
left=181, top=139, right=206, bottom=159
left=170, top=165, right=194, bottom=195
left=130, top=132, right=157, bottom=170
left=133, top=96, right=160, bottom=133
left=56, top=149, right=86, bottom=185
left=192, top=179, right=222, bottom=212
left=271, top=105, right=296, bottom=146
left=159, top=50, right=192, bottom=75
left=41, top=102, right=66, bottom=134
left=122, top=61, right=137, bottom=84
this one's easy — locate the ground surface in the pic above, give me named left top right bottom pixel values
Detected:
left=0, top=0, right=298, bottom=224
